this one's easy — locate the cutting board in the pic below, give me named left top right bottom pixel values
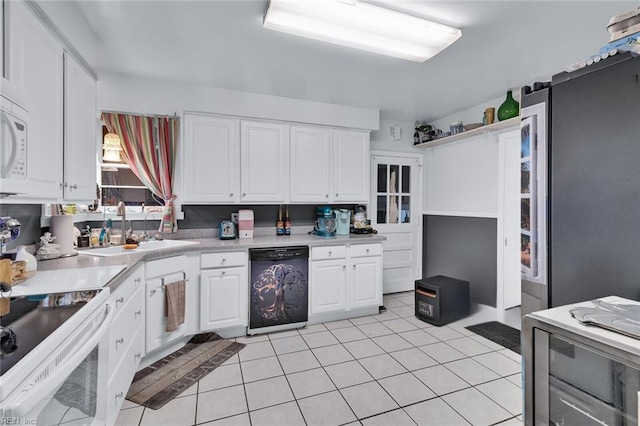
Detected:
left=0, top=259, right=11, bottom=316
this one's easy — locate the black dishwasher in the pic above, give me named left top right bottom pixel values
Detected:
left=248, top=246, right=309, bottom=335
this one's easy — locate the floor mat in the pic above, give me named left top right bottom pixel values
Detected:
left=126, top=332, right=245, bottom=410
left=465, top=321, right=521, bottom=354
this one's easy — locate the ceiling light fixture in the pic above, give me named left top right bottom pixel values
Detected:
left=263, top=0, right=461, bottom=63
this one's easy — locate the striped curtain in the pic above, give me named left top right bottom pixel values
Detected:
left=101, top=112, right=179, bottom=233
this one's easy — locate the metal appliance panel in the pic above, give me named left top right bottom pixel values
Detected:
left=249, top=247, right=309, bottom=332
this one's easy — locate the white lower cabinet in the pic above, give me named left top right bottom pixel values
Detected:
left=199, top=251, right=248, bottom=331
left=106, top=266, right=145, bottom=425
left=310, top=257, right=347, bottom=315
left=145, top=255, right=188, bottom=354
left=351, top=256, right=383, bottom=309
left=310, top=243, right=382, bottom=318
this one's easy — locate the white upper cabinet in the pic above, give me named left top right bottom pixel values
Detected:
left=240, top=120, right=287, bottom=203
left=183, top=114, right=240, bottom=203
left=63, top=53, right=97, bottom=201
left=177, top=114, right=371, bottom=205
left=289, top=125, right=331, bottom=203
left=7, top=0, right=64, bottom=199
left=333, top=129, right=370, bottom=202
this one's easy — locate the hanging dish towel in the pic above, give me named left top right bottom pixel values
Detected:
left=164, top=280, right=185, bottom=332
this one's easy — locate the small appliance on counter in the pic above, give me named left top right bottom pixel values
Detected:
left=350, top=205, right=375, bottom=234
left=312, top=206, right=336, bottom=238
left=219, top=220, right=236, bottom=240
left=334, top=209, right=350, bottom=236
left=238, top=209, right=254, bottom=239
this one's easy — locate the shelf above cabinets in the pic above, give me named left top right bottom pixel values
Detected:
left=413, top=117, right=520, bottom=149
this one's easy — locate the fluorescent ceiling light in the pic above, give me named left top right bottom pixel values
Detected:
left=263, top=0, right=462, bottom=63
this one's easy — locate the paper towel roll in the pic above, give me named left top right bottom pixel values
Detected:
left=50, top=215, right=75, bottom=255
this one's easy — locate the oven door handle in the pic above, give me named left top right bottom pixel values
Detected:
left=7, top=302, right=115, bottom=418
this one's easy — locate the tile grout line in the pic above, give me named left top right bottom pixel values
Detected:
left=119, top=291, right=522, bottom=425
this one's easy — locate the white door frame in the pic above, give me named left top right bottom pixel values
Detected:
left=370, top=150, right=424, bottom=293
left=497, top=129, right=521, bottom=319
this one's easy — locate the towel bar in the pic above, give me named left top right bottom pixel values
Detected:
left=150, top=272, right=188, bottom=295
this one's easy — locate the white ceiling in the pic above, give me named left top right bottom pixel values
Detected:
left=44, top=1, right=636, bottom=122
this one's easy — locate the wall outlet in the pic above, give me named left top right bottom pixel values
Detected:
left=391, top=126, right=402, bottom=141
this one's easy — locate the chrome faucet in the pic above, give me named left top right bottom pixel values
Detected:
left=116, top=202, right=132, bottom=245
left=141, top=212, right=151, bottom=242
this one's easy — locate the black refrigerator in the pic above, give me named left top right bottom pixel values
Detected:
left=521, top=52, right=640, bottom=315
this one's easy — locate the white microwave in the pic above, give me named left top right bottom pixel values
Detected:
left=0, top=95, right=28, bottom=196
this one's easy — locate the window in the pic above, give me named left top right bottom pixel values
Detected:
left=99, top=127, right=161, bottom=207
left=376, top=163, right=411, bottom=224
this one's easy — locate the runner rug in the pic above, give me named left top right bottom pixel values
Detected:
left=465, top=321, right=521, bottom=354
left=126, top=332, right=245, bottom=409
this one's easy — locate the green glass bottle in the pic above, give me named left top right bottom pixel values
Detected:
left=497, top=90, right=519, bottom=121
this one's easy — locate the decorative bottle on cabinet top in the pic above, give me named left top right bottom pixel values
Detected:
left=498, top=90, right=519, bottom=121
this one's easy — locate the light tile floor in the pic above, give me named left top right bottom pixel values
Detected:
left=117, top=293, right=524, bottom=426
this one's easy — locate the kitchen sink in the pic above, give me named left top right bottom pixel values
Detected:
left=78, top=240, right=199, bottom=257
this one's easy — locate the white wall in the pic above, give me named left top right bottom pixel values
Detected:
left=422, top=90, right=522, bottom=215
left=98, top=73, right=379, bottom=131
left=423, top=134, right=499, bottom=216
left=371, top=119, right=424, bottom=153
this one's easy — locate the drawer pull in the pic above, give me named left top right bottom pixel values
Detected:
left=221, top=258, right=226, bottom=263
left=366, top=249, right=370, bottom=254
left=116, top=297, right=124, bottom=305
left=328, top=251, right=332, bottom=256
left=342, top=265, right=346, bottom=270
left=416, top=289, right=436, bottom=298
left=115, top=337, right=124, bottom=346
left=134, top=278, right=141, bottom=284
left=134, top=310, right=141, bottom=317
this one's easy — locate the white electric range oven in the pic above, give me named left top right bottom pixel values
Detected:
left=0, top=285, right=114, bottom=425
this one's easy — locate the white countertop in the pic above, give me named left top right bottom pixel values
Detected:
left=21, top=234, right=385, bottom=294
left=9, top=265, right=127, bottom=296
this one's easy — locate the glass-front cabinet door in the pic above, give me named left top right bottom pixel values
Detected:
left=376, top=163, right=412, bottom=225
left=541, top=332, right=640, bottom=426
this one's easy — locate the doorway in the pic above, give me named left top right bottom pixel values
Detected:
left=370, top=152, right=423, bottom=294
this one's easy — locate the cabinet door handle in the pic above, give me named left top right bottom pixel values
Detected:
left=353, top=265, right=356, bottom=270
left=134, top=353, right=141, bottom=360
left=229, top=193, right=234, bottom=197
left=242, top=193, right=246, bottom=197
left=366, top=249, right=370, bottom=254
left=116, top=297, right=124, bottom=306
left=221, top=271, right=226, bottom=276
left=134, top=278, right=141, bottom=284
left=69, top=184, right=77, bottom=190
left=115, top=392, right=124, bottom=400
left=342, top=265, right=346, bottom=270
left=325, top=194, right=329, bottom=198
left=59, top=183, right=65, bottom=189
left=115, top=337, right=124, bottom=346
left=335, top=193, right=339, bottom=197
left=134, top=310, right=141, bottom=317
left=328, top=251, right=332, bottom=256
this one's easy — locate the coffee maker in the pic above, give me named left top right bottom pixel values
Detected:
left=313, top=206, right=336, bottom=238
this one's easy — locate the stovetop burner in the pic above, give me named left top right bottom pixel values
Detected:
left=0, top=288, right=103, bottom=376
